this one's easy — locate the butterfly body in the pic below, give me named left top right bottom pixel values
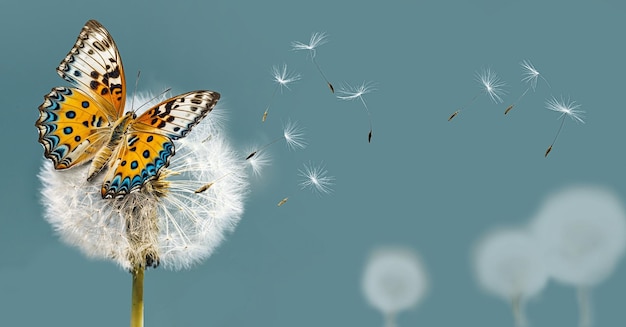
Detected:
left=37, top=20, right=220, bottom=199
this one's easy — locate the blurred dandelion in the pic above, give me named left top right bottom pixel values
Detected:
left=245, top=119, right=307, bottom=161
left=504, top=60, right=550, bottom=115
left=38, top=92, right=247, bottom=326
left=291, top=32, right=334, bottom=93
left=531, top=186, right=626, bottom=327
left=337, top=81, right=376, bottom=142
left=544, top=96, right=584, bottom=157
left=276, top=161, right=334, bottom=207
left=473, top=228, right=548, bottom=327
left=449, top=67, right=506, bottom=121
left=362, top=246, right=429, bottom=327
left=262, top=64, right=301, bottom=122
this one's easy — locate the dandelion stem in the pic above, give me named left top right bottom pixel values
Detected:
left=545, top=116, right=566, bottom=157
left=130, top=266, right=144, bottom=327
left=384, top=312, right=397, bottom=327
left=577, top=286, right=592, bottom=327
left=511, top=295, right=528, bottom=327
left=312, top=57, right=334, bottom=93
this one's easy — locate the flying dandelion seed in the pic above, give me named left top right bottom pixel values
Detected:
left=298, top=161, right=335, bottom=195
left=291, top=32, right=334, bottom=93
left=504, top=60, right=550, bottom=115
left=337, top=81, right=376, bottom=143
left=243, top=144, right=271, bottom=177
left=245, top=119, right=307, bottom=160
left=544, top=96, right=584, bottom=157
left=262, top=64, right=301, bottom=122
left=449, top=67, right=507, bottom=121
left=277, top=197, right=289, bottom=207
left=276, top=161, right=334, bottom=207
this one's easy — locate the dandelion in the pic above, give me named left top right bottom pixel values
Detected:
left=449, top=67, right=507, bottom=121
left=291, top=32, right=334, bottom=93
left=531, top=186, right=626, bottom=327
left=362, top=246, right=429, bottom=327
left=544, top=96, right=584, bottom=157
left=262, top=64, right=301, bottom=122
left=275, top=161, right=334, bottom=207
left=245, top=119, right=307, bottom=161
left=504, top=60, right=550, bottom=115
left=298, top=161, right=335, bottom=195
left=337, top=81, right=376, bottom=143
left=38, top=92, right=247, bottom=326
left=473, top=228, right=548, bottom=327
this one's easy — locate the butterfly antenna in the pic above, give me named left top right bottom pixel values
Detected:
left=130, top=70, right=141, bottom=112
left=133, top=88, right=172, bottom=114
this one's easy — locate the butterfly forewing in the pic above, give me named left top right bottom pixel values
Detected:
left=37, top=86, right=113, bottom=169
left=132, top=91, right=220, bottom=139
left=57, top=19, right=126, bottom=117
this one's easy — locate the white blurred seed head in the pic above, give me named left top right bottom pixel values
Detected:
left=473, top=228, right=548, bottom=302
left=38, top=92, right=248, bottom=270
left=531, top=185, right=626, bottom=287
left=362, top=246, right=429, bottom=316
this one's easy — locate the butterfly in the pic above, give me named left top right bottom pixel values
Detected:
left=36, top=20, right=220, bottom=199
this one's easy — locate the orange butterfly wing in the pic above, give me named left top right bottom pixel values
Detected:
left=101, top=91, right=220, bottom=198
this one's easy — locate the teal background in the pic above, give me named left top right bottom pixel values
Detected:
left=1, top=0, right=625, bottom=325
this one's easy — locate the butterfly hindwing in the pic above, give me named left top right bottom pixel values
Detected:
left=133, top=91, right=220, bottom=139
left=101, top=132, right=174, bottom=198
left=37, top=86, right=113, bottom=169
left=57, top=19, right=126, bottom=117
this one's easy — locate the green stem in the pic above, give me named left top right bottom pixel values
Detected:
left=130, top=267, right=144, bottom=327
left=577, top=286, right=591, bottom=327
left=511, top=295, right=528, bottom=327
left=384, top=312, right=396, bottom=327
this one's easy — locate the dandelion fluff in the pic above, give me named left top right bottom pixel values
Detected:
left=362, top=247, right=428, bottom=316
left=473, top=229, right=548, bottom=301
left=38, top=92, right=248, bottom=270
left=531, top=186, right=626, bottom=286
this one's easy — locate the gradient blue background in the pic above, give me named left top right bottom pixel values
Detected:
left=1, top=0, right=625, bottom=325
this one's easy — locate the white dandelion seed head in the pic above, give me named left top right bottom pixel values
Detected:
left=531, top=185, right=626, bottom=287
left=520, top=60, right=541, bottom=91
left=282, top=119, right=307, bottom=150
left=336, top=81, right=377, bottom=101
left=271, top=63, right=301, bottom=91
left=291, top=32, right=328, bottom=57
left=362, top=246, right=429, bottom=316
left=476, top=68, right=507, bottom=104
left=473, top=228, right=549, bottom=302
left=298, top=161, right=334, bottom=195
left=38, top=92, right=248, bottom=271
left=546, top=96, right=585, bottom=124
